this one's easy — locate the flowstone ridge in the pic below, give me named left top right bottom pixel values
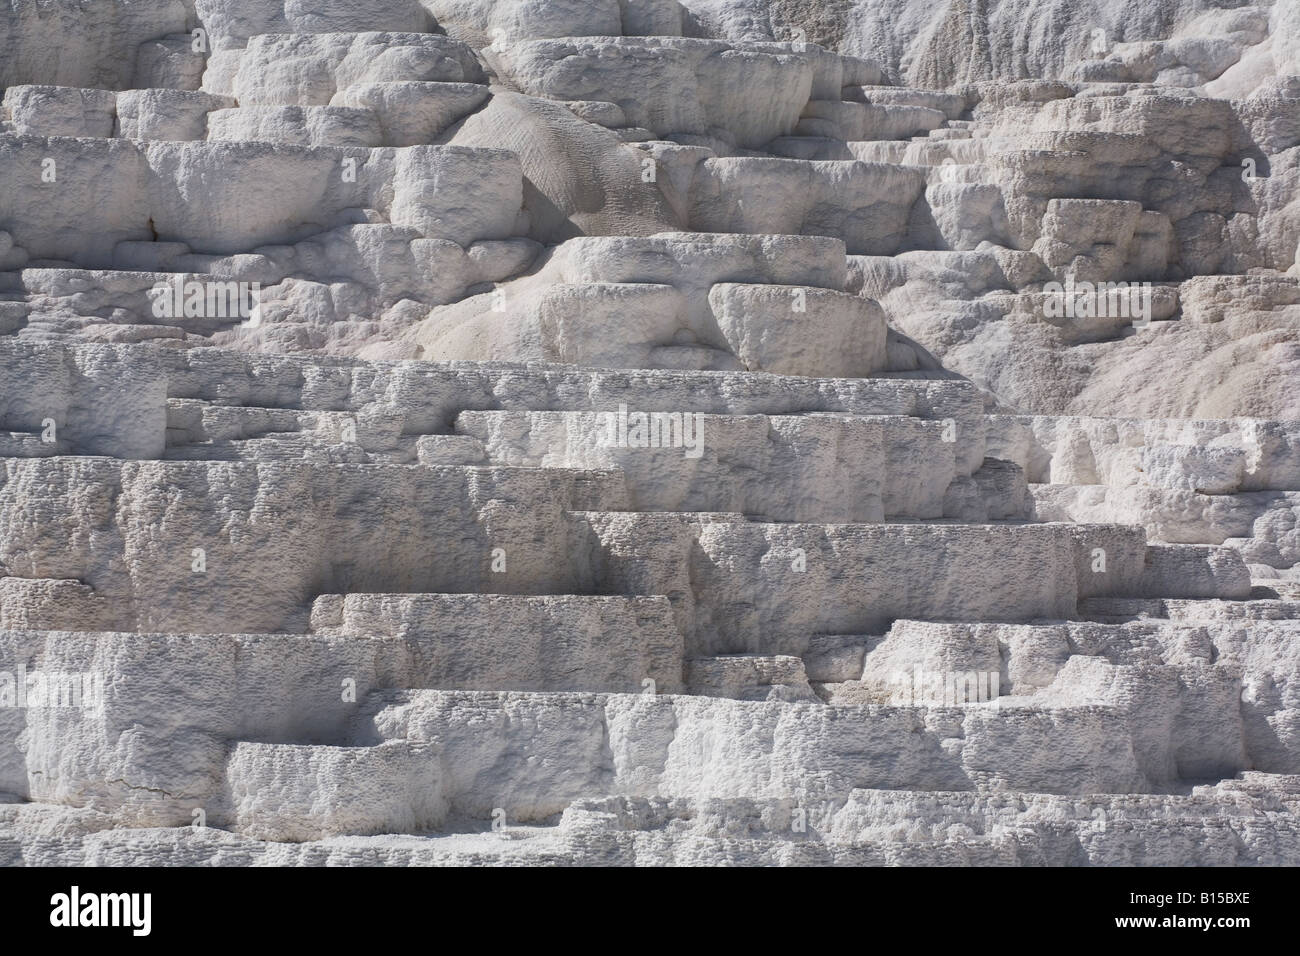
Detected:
left=0, top=0, right=1298, bottom=867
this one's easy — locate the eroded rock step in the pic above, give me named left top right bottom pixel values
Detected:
left=0, top=0, right=1297, bottom=868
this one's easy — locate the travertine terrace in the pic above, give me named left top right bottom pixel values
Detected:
left=1, top=0, right=1298, bottom=866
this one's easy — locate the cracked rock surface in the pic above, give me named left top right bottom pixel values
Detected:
left=0, top=0, right=1298, bottom=866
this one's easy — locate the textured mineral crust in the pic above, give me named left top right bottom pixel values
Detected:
left=1, top=0, right=1299, bottom=866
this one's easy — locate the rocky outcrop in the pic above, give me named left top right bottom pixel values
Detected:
left=0, top=0, right=1297, bottom=867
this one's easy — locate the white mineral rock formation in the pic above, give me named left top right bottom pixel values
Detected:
left=0, top=0, right=1298, bottom=867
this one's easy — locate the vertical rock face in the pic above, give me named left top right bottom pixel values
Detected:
left=0, top=0, right=1297, bottom=867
